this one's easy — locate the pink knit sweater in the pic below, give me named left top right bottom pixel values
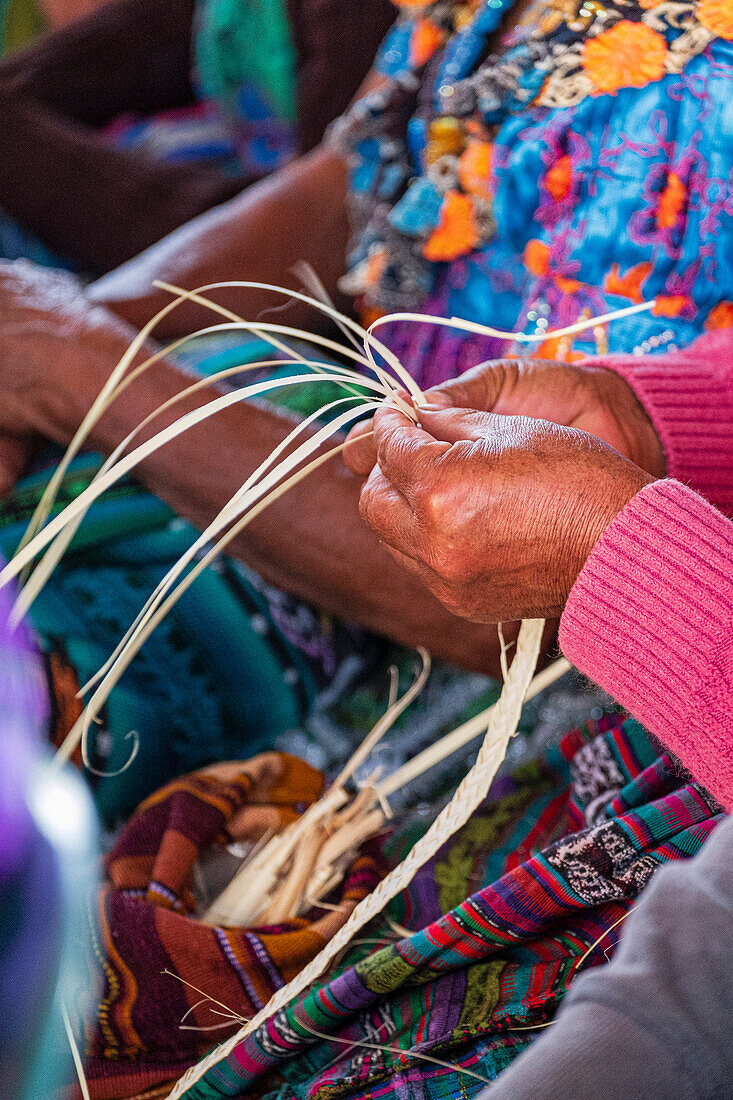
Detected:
left=559, top=330, right=733, bottom=810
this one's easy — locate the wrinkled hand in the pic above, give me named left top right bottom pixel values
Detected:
left=359, top=403, right=653, bottom=622
left=345, top=358, right=666, bottom=480
left=0, top=259, right=136, bottom=492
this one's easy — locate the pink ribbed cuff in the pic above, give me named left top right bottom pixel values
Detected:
left=588, top=331, right=733, bottom=517
left=559, top=479, right=733, bottom=810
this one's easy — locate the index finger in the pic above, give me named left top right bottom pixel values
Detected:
left=373, top=405, right=450, bottom=502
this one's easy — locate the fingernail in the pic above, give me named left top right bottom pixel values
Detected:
left=417, top=402, right=448, bottom=413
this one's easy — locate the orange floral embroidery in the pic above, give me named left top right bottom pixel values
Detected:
left=457, top=139, right=493, bottom=200
left=534, top=336, right=562, bottom=359
left=698, top=0, right=733, bottom=38
left=555, top=276, right=582, bottom=294
left=582, top=21, right=667, bottom=95
left=544, top=155, right=572, bottom=201
left=409, top=18, right=447, bottom=67
left=705, top=301, right=733, bottom=329
left=653, top=295, right=688, bottom=317
left=365, top=247, right=387, bottom=286
left=423, top=191, right=479, bottom=261
left=604, top=261, right=653, bottom=303
left=533, top=336, right=584, bottom=362
left=657, top=172, right=685, bottom=229
left=360, top=305, right=387, bottom=328
left=524, top=239, right=551, bottom=276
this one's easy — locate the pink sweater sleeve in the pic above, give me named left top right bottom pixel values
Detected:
left=559, top=479, right=733, bottom=810
left=587, top=329, right=733, bottom=517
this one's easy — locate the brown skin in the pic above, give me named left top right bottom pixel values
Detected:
left=345, top=357, right=667, bottom=481
left=347, top=358, right=664, bottom=622
left=85, top=0, right=536, bottom=330
left=0, top=260, right=524, bottom=675
left=0, top=0, right=246, bottom=275
left=0, top=0, right=394, bottom=274
left=359, top=403, right=655, bottom=623
left=87, top=144, right=353, bottom=335
left=0, top=0, right=592, bottom=676
left=0, top=128, right=663, bottom=667
left=0, top=144, right=354, bottom=485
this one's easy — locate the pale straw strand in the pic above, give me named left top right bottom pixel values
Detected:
left=167, top=616, right=544, bottom=1098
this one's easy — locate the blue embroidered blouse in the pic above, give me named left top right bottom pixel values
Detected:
left=336, top=0, right=733, bottom=383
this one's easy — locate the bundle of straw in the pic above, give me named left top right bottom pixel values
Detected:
left=204, top=648, right=571, bottom=927
left=0, top=274, right=654, bottom=1096
left=0, top=278, right=650, bottom=768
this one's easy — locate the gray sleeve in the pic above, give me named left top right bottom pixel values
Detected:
left=482, top=812, right=733, bottom=1100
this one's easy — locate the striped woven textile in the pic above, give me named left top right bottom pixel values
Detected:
left=173, top=716, right=722, bottom=1100
left=80, top=753, right=383, bottom=1099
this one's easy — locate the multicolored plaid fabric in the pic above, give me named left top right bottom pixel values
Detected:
left=80, top=753, right=383, bottom=1100
left=175, top=716, right=722, bottom=1100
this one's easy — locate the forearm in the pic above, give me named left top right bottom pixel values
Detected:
left=34, top=324, right=510, bottom=674
left=88, top=145, right=351, bottom=337
left=0, top=99, right=245, bottom=274
left=559, top=479, right=733, bottom=809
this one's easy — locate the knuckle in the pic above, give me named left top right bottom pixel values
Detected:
left=420, top=484, right=450, bottom=526
left=416, top=485, right=470, bottom=583
left=392, top=434, right=421, bottom=469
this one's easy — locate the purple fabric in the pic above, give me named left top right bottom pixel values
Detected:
left=0, top=561, right=55, bottom=1092
left=0, top=574, right=49, bottom=876
left=383, top=296, right=507, bottom=393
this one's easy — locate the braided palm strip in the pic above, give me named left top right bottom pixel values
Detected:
left=169, top=617, right=545, bottom=1099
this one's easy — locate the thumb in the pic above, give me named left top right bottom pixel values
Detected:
left=417, top=405, right=504, bottom=444
left=424, top=359, right=512, bottom=412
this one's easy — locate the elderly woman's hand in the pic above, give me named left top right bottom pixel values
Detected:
left=345, top=358, right=666, bottom=480
left=359, top=403, right=653, bottom=622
